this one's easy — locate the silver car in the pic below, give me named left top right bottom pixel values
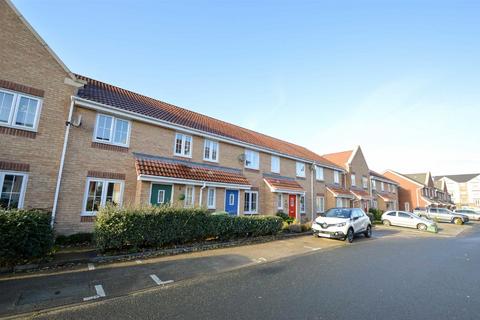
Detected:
left=381, top=210, right=437, bottom=231
left=454, top=209, right=480, bottom=221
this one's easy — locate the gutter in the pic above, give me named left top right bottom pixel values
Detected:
left=51, top=97, right=75, bottom=228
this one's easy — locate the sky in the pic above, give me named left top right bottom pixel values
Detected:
left=12, top=0, right=480, bottom=175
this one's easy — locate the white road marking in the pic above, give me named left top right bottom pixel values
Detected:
left=150, top=274, right=174, bottom=285
left=304, top=246, right=321, bottom=251
left=83, top=284, right=106, bottom=301
left=135, top=260, right=143, bottom=264
left=87, top=263, right=95, bottom=271
left=256, top=257, right=267, bottom=263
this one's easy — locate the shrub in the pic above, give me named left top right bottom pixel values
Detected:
left=94, top=206, right=283, bottom=251
left=276, top=211, right=294, bottom=224
left=0, top=209, right=54, bottom=266
left=368, top=208, right=383, bottom=222
left=55, top=233, right=93, bottom=246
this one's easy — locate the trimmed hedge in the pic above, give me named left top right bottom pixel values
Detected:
left=55, top=233, right=93, bottom=246
left=0, top=209, right=54, bottom=266
left=94, top=206, right=283, bottom=251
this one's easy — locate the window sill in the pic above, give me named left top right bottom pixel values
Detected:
left=174, top=153, right=192, bottom=159
left=244, top=167, right=260, bottom=172
left=91, top=141, right=129, bottom=153
left=203, top=158, right=219, bottom=163
left=296, top=176, right=306, bottom=180
left=244, top=212, right=258, bottom=215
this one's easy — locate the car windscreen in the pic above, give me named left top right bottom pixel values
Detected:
left=324, top=208, right=352, bottom=219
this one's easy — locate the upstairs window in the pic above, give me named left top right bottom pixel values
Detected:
left=371, top=180, right=377, bottom=190
left=271, top=156, right=280, bottom=173
left=203, top=139, right=219, bottom=162
left=0, top=89, right=42, bottom=131
left=334, top=171, right=340, bottom=184
left=381, top=182, right=385, bottom=191
left=351, top=174, right=356, bottom=186
left=362, top=177, right=368, bottom=189
left=174, top=133, right=192, bottom=157
left=315, top=166, right=324, bottom=181
left=296, top=162, right=306, bottom=178
left=244, top=149, right=259, bottom=170
left=95, top=114, right=130, bottom=147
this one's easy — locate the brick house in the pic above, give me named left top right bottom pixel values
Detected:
left=0, top=0, right=83, bottom=212
left=323, top=146, right=371, bottom=211
left=382, top=170, right=451, bottom=211
left=369, top=170, right=398, bottom=212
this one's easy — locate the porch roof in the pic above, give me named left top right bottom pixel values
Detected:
left=264, top=177, right=304, bottom=194
left=327, top=185, right=354, bottom=199
left=376, top=193, right=396, bottom=202
left=134, top=153, right=250, bottom=186
left=350, top=189, right=372, bottom=200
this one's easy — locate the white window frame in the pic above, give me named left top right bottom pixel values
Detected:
left=184, top=185, right=195, bottom=207
left=207, top=187, right=216, bottom=209
left=94, top=113, right=131, bottom=147
left=334, top=171, right=340, bottom=184
left=296, top=162, right=306, bottom=178
left=381, top=182, right=385, bottom=191
left=0, top=88, right=42, bottom=132
left=277, top=193, right=283, bottom=210
left=351, top=174, right=356, bottom=186
left=157, top=190, right=166, bottom=204
left=300, top=195, right=306, bottom=213
left=203, top=139, right=219, bottom=162
left=244, top=191, right=258, bottom=214
left=315, top=166, right=324, bottom=181
left=271, top=156, right=280, bottom=174
left=0, top=171, right=28, bottom=209
left=315, top=196, right=325, bottom=213
left=174, top=133, right=193, bottom=158
left=244, top=149, right=259, bottom=170
left=372, top=199, right=378, bottom=209
left=371, top=180, right=377, bottom=190
left=82, top=177, right=125, bottom=216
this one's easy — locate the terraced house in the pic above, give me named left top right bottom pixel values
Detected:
left=369, top=171, right=398, bottom=212
left=1, top=0, right=347, bottom=234
left=323, top=146, right=371, bottom=211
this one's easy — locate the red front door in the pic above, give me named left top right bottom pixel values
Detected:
left=288, top=195, right=296, bottom=218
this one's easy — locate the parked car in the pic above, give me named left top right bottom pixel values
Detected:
left=312, top=208, right=372, bottom=243
left=454, top=209, right=480, bottom=221
left=381, top=210, right=437, bottom=231
left=413, top=207, right=469, bottom=224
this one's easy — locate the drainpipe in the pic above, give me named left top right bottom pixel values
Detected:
left=199, top=182, right=207, bottom=207
left=51, top=97, right=75, bottom=228
left=416, top=188, right=420, bottom=208
left=311, top=163, right=315, bottom=221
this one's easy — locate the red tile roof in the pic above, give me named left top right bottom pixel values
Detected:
left=135, top=156, right=250, bottom=186
left=326, top=185, right=354, bottom=198
left=322, top=150, right=353, bottom=169
left=350, top=189, right=372, bottom=200
left=75, top=75, right=340, bottom=169
left=264, top=177, right=304, bottom=192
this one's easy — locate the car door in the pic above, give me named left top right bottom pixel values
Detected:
left=397, top=211, right=414, bottom=228
left=437, top=209, right=451, bottom=222
left=353, top=209, right=366, bottom=232
left=385, top=211, right=398, bottom=226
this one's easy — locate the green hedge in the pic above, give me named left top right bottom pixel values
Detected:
left=55, top=233, right=93, bottom=246
left=0, top=209, right=54, bottom=266
left=94, top=206, right=283, bottom=251
left=369, top=208, right=383, bottom=221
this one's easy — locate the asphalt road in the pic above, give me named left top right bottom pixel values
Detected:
left=27, top=225, right=480, bottom=320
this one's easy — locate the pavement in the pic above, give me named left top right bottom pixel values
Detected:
left=0, top=221, right=476, bottom=319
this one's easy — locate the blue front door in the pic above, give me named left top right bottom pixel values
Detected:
left=225, top=190, right=239, bottom=215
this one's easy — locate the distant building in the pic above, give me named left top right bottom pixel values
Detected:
left=435, top=174, right=480, bottom=209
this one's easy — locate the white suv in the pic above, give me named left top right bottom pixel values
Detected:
left=312, top=208, right=372, bottom=243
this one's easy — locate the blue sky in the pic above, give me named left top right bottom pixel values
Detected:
left=13, top=0, right=480, bottom=174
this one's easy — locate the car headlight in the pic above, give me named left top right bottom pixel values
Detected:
left=335, top=222, right=346, bottom=227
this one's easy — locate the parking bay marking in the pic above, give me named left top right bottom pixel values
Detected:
left=150, top=274, right=174, bottom=286
left=304, top=246, right=321, bottom=251
left=83, top=285, right=106, bottom=301
left=87, top=263, right=95, bottom=271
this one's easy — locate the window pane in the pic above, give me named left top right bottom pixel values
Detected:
left=207, top=188, right=215, bottom=207
left=184, top=136, right=191, bottom=155
left=0, top=175, right=23, bottom=209
left=0, top=92, right=14, bottom=123
left=113, top=119, right=129, bottom=145
left=15, top=96, right=38, bottom=128
left=244, top=192, right=250, bottom=211
left=204, top=141, right=210, bottom=159
left=96, top=115, right=113, bottom=141
left=175, top=134, right=183, bottom=154
left=211, top=141, right=218, bottom=161
left=86, top=181, right=103, bottom=212
left=105, top=182, right=122, bottom=206
left=251, top=192, right=257, bottom=212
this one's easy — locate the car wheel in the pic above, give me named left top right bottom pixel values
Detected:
left=364, top=225, right=372, bottom=238
left=346, top=228, right=354, bottom=243
left=454, top=218, right=463, bottom=225
left=417, top=223, right=427, bottom=231
left=383, top=220, right=391, bottom=226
